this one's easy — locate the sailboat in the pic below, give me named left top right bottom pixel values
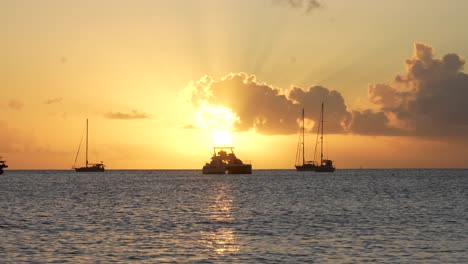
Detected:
left=295, top=103, right=335, bottom=172
left=314, top=102, right=335, bottom=172
left=73, top=119, right=105, bottom=172
left=0, top=157, right=8, bottom=175
left=295, top=108, right=317, bottom=171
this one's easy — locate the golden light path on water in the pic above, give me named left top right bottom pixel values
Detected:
left=201, top=184, right=239, bottom=255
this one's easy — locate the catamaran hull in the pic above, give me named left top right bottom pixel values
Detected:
left=202, top=164, right=252, bottom=174
left=202, top=165, right=226, bottom=174
left=226, top=164, right=252, bottom=174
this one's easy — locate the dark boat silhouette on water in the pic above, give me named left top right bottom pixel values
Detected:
left=0, top=158, right=8, bottom=175
left=295, top=102, right=335, bottom=173
left=202, top=147, right=252, bottom=174
left=73, top=119, right=105, bottom=172
left=295, top=108, right=317, bottom=171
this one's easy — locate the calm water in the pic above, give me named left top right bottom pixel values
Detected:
left=1, top=169, right=467, bottom=263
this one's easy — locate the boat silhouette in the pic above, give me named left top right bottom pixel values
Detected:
left=0, top=158, right=8, bottom=175
left=295, top=102, right=335, bottom=172
left=315, top=102, right=335, bottom=172
left=202, top=147, right=252, bottom=174
left=73, top=119, right=105, bottom=172
left=295, top=108, right=317, bottom=171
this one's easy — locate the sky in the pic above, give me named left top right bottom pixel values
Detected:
left=1, top=0, right=468, bottom=169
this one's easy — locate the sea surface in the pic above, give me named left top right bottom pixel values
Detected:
left=1, top=169, right=467, bottom=263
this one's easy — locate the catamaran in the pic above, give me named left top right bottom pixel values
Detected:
left=73, top=119, right=105, bottom=172
left=202, top=147, right=252, bottom=174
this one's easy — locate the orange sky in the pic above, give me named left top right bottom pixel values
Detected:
left=1, top=0, right=468, bottom=169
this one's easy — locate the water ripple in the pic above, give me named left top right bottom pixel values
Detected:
left=0, top=169, right=467, bottom=263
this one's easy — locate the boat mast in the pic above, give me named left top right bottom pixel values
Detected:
left=320, top=102, right=324, bottom=165
left=302, top=108, right=305, bottom=165
left=86, top=118, right=88, bottom=168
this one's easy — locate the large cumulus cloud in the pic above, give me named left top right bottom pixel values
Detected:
left=187, top=43, right=468, bottom=138
left=188, top=73, right=350, bottom=135
left=350, top=42, right=468, bottom=137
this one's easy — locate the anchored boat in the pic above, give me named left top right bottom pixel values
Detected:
left=202, top=147, right=252, bottom=174
left=315, top=102, right=335, bottom=172
left=0, top=158, right=8, bottom=175
left=295, top=108, right=317, bottom=171
left=295, top=102, right=335, bottom=173
left=73, top=119, right=105, bottom=172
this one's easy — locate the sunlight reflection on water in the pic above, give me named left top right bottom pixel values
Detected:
left=205, top=184, right=239, bottom=255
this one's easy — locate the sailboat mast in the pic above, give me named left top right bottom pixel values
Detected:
left=302, top=108, right=305, bottom=165
left=320, top=102, right=324, bottom=164
left=86, top=118, right=88, bottom=167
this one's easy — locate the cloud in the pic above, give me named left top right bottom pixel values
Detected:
left=186, top=43, right=468, bottom=138
left=289, top=85, right=351, bottom=133
left=188, top=72, right=350, bottom=135
left=44, top=97, right=63, bottom=104
left=104, top=110, right=150, bottom=120
left=274, top=0, right=322, bottom=13
left=348, top=110, right=402, bottom=136
left=351, top=42, right=468, bottom=138
left=8, top=99, right=24, bottom=110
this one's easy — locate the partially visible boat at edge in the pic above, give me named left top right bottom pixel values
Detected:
left=73, top=119, right=105, bottom=172
left=0, top=158, right=8, bottom=175
left=202, top=147, right=252, bottom=174
left=295, top=102, right=335, bottom=173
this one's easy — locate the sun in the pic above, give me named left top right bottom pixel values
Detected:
left=190, top=104, right=238, bottom=146
left=212, top=130, right=232, bottom=146
left=193, top=105, right=239, bottom=129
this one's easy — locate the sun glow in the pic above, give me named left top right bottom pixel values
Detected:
left=193, top=105, right=239, bottom=129
left=191, top=104, right=238, bottom=146
left=212, top=130, right=232, bottom=146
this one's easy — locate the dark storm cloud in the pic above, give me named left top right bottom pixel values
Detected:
left=104, top=110, right=150, bottom=120
left=351, top=42, right=468, bottom=137
left=189, top=73, right=350, bottom=135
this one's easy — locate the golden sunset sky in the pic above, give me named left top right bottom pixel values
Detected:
left=2, top=0, right=468, bottom=169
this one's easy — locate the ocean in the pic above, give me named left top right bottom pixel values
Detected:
left=1, top=169, right=467, bottom=263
